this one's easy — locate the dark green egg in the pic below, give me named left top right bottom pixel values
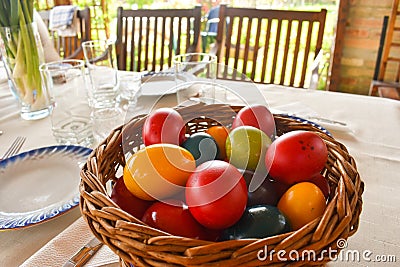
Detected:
left=182, top=132, right=219, bottom=166
left=221, top=205, right=291, bottom=240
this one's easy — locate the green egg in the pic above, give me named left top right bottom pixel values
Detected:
left=182, top=132, right=219, bottom=166
left=221, top=205, right=291, bottom=240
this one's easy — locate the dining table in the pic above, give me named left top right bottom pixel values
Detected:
left=0, top=64, right=399, bottom=266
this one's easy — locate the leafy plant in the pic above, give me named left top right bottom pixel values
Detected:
left=0, top=0, right=43, bottom=105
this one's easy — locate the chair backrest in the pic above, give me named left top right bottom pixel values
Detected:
left=116, top=6, right=202, bottom=72
left=43, top=7, right=91, bottom=60
left=37, top=7, right=91, bottom=60
left=60, top=7, right=91, bottom=59
left=214, top=4, right=326, bottom=88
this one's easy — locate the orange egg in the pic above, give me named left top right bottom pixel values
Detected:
left=277, top=182, right=326, bottom=230
left=206, top=125, right=229, bottom=160
left=123, top=144, right=196, bottom=201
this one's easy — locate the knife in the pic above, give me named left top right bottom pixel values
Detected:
left=307, top=116, right=347, bottom=126
left=270, top=108, right=348, bottom=127
left=63, top=237, right=103, bottom=267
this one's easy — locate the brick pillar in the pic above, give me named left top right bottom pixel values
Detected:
left=338, top=0, right=393, bottom=94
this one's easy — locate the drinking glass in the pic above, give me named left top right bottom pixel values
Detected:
left=82, top=40, right=119, bottom=108
left=40, top=59, right=94, bottom=147
left=173, top=53, right=218, bottom=106
left=118, top=71, right=142, bottom=104
left=91, top=107, right=124, bottom=145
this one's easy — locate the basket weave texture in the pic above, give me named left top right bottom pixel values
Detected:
left=79, top=103, right=364, bottom=267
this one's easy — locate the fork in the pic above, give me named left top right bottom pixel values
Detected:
left=1, top=136, right=26, bottom=160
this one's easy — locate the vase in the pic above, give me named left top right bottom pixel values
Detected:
left=0, top=22, right=52, bottom=120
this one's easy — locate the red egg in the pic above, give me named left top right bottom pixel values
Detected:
left=265, top=130, right=328, bottom=185
left=142, top=108, right=186, bottom=146
left=141, top=200, right=220, bottom=241
left=186, top=160, right=248, bottom=230
left=110, top=178, right=153, bottom=218
left=309, top=173, right=330, bottom=200
left=232, top=104, right=275, bottom=138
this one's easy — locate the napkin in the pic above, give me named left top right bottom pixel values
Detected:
left=20, top=217, right=119, bottom=267
left=49, top=5, right=78, bottom=37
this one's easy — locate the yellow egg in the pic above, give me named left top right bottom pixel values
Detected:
left=123, top=143, right=196, bottom=201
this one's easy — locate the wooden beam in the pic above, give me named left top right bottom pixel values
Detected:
left=327, top=0, right=349, bottom=92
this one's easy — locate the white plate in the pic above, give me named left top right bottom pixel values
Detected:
left=140, top=72, right=184, bottom=96
left=0, top=145, right=92, bottom=230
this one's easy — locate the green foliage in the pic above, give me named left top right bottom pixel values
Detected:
left=0, top=0, right=43, bottom=98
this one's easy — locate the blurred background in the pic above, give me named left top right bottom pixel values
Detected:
left=33, top=0, right=399, bottom=95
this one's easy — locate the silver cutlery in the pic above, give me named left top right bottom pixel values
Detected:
left=63, top=237, right=103, bottom=267
left=306, top=116, right=347, bottom=126
left=1, top=136, right=26, bottom=160
left=269, top=108, right=348, bottom=127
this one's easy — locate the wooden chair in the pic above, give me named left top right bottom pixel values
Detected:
left=116, top=6, right=202, bottom=72
left=59, top=7, right=91, bottom=59
left=369, top=0, right=400, bottom=100
left=212, top=4, right=327, bottom=89
left=40, top=7, right=91, bottom=60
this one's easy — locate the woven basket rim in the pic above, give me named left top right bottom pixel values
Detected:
left=79, top=103, right=364, bottom=266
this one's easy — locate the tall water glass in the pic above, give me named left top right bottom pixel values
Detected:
left=91, top=107, right=124, bottom=145
left=82, top=40, right=119, bottom=108
left=173, top=53, right=217, bottom=106
left=119, top=71, right=142, bottom=105
left=40, top=59, right=94, bottom=147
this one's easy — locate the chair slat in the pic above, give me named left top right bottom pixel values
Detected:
left=290, top=20, right=302, bottom=86
left=176, top=17, right=183, bottom=55
left=130, top=18, right=135, bottom=71
left=160, top=18, right=166, bottom=69
left=168, top=18, right=174, bottom=67
left=233, top=17, right=244, bottom=77
left=271, top=19, right=282, bottom=84
left=137, top=19, right=143, bottom=70
left=152, top=17, right=158, bottom=71
left=144, top=17, right=151, bottom=70
left=242, top=18, right=252, bottom=78
left=251, top=19, right=263, bottom=81
left=185, top=17, right=191, bottom=54
left=260, top=19, right=272, bottom=82
left=299, top=21, right=314, bottom=88
left=222, top=16, right=234, bottom=78
left=280, top=19, right=292, bottom=85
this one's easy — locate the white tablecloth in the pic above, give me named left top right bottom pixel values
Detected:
left=0, top=71, right=399, bottom=266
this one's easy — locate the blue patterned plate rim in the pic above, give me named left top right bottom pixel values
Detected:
left=277, top=113, right=332, bottom=136
left=0, top=145, right=92, bottom=230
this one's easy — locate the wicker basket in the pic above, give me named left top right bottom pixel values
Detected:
left=79, top=103, right=364, bottom=266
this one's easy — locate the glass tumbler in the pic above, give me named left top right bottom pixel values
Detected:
left=40, top=59, right=93, bottom=147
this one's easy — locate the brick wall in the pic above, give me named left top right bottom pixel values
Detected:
left=338, top=0, right=393, bottom=94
